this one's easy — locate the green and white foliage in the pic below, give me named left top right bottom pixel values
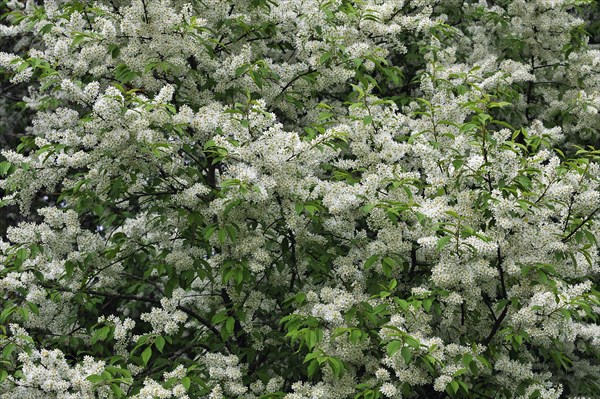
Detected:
left=0, top=0, right=600, bottom=398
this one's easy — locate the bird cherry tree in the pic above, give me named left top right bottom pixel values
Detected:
left=0, top=0, right=600, bottom=398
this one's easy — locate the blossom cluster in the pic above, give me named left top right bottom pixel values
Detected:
left=0, top=0, right=599, bottom=398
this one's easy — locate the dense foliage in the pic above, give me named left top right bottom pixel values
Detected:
left=1, top=0, right=600, bottom=398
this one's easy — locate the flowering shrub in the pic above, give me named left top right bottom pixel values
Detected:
left=1, top=0, right=600, bottom=398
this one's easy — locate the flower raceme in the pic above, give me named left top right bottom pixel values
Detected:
left=0, top=0, right=599, bottom=398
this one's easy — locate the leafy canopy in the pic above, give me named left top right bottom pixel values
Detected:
left=0, top=0, right=600, bottom=398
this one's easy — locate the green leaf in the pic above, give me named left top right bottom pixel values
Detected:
left=27, top=302, right=39, bottom=316
left=386, top=340, right=402, bottom=356
left=489, top=101, right=511, bottom=108
left=445, top=380, right=457, bottom=396
left=1, top=305, right=17, bottom=323
left=453, top=368, right=467, bottom=377
left=304, top=351, right=322, bottom=363
left=436, top=236, right=452, bottom=251
left=226, top=316, right=235, bottom=334
left=0, top=161, right=11, bottom=176
left=350, top=329, right=362, bottom=344
left=2, top=343, right=15, bottom=359
left=105, top=366, right=132, bottom=379
left=204, top=224, right=217, bottom=240
left=307, top=359, right=320, bottom=377
left=141, top=346, right=152, bottom=366
left=476, top=355, right=492, bottom=370
left=405, top=336, right=420, bottom=349
left=111, top=384, right=126, bottom=397
left=445, top=210, right=459, bottom=218
left=401, top=346, right=412, bottom=364
left=40, top=23, right=54, bottom=34
left=225, top=224, right=238, bottom=242
left=92, top=326, right=111, bottom=344
left=462, top=354, right=473, bottom=367
left=155, top=336, right=165, bottom=353
left=452, top=159, right=463, bottom=169
left=529, top=389, right=541, bottom=399
left=86, top=374, right=105, bottom=383
left=496, top=298, right=509, bottom=312
left=422, top=298, right=433, bottom=312
left=306, top=329, right=318, bottom=349
left=218, top=228, right=227, bottom=245
left=382, top=256, right=395, bottom=276
left=328, top=357, right=344, bottom=377
left=18, top=307, right=29, bottom=321
left=235, top=65, right=249, bottom=77
left=364, top=254, right=379, bottom=270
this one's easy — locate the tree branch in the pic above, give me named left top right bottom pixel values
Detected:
left=47, top=286, right=232, bottom=352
